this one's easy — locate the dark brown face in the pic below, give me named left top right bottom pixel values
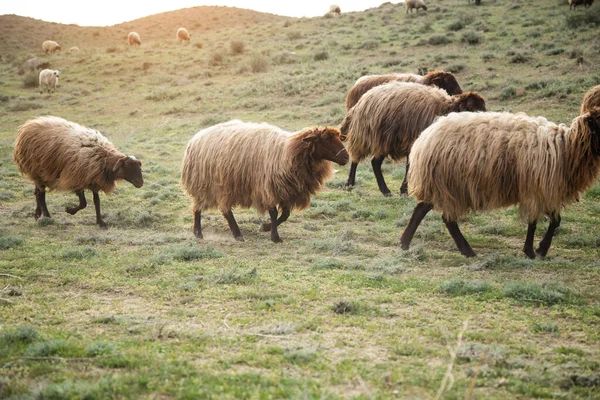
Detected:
left=308, top=127, right=349, bottom=166
left=587, top=108, right=600, bottom=155
left=457, top=92, right=486, bottom=112
left=115, top=156, right=143, bottom=188
left=438, top=74, right=462, bottom=96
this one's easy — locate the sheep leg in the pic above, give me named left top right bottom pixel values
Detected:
left=536, top=214, right=561, bottom=258
left=34, top=185, right=50, bottom=219
left=443, top=216, right=476, bottom=258
left=400, top=202, right=433, bottom=250
left=400, top=158, right=410, bottom=195
left=523, top=221, right=537, bottom=259
left=223, top=210, right=244, bottom=242
left=261, top=206, right=290, bottom=232
left=268, top=208, right=283, bottom=243
left=193, top=210, right=203, bottom=239
left=66, top=190, right=87, bottom=215
left=92, top=191, right=107, bottom=229
left=346, top=162, right=358, bottom=187
left=371, top=156, right=392, bottom=196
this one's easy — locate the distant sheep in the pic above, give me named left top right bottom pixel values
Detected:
left=177, top=27, right=191, bottom=42
left=38, top=69, right=61, bottom=95
left=18, top=57, right=50, bottom=75
left=340, top=82, right=486, bottom=196
left=345, top=70, right=463, bottom=110
left=582, top=85, right=600, bottom=113
left=405, top=0, right=428, bottom=13
left=42, top=40, right=61, bottom=54
left=128, top=32, right=141, bottom=46
left=569, top=0, right=594, bottom=10
left=181, top=120, right=349, bottom=242
left=329, top=5, right=341, bottom=14
left=13, top=116, right=143, bottom=228
left=68, top=46, right=80, bottom=54
left=401, top=108, right=600, bottom=258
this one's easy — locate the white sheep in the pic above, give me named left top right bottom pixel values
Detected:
left=42, top=40, right=61, bottom=55
left=128, top=32, right=141, bottom=46
left=38, top=69, right=61, bottom=95
left=177, top=27, right=191, bottom=42
left=405, top=0, right=428, bottom=13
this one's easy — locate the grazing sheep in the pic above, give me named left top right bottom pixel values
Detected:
left=18, top=57, right=49, bottom=75
left=582, top=85, right=600, bottom=113
left=13, top=116, right=143, bottom=228
left=177, top=27, right=191, bottom=42
left=42, top=40, right=61, bottom=55
left=345, top=70, right=463, bottom=110
left=569, top=0, right=594, bottom=9
left=68, top=46, right=80, bottom=54
left=405, top=0, right=428, bottom=13
left=340, top=82, right=486, bottom=196
left=329, top=5, right=341, bottom=14
left=38, top=69, right=60, bottom=95
left=128, top=32, right=141, bottom=46
left=401, top=108, right=600, bottom=258
left=181, top=120, right=349, bottom=243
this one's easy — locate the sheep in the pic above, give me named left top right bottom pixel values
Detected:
left=400, top=108, right=600, bottom=259
left=340, top=82, right=486, bottom=196
left=13, top=116, right=143, bottom=228
left=582, top=85, right=600, bottom=113
left=177, top=27, right=191, bottom=42
left=329, top=5, right=341, bottom=14
left=345, top=70, right=463, bottom=110
left=18, top=57, right=49, bottom=75
left=128, top=32, right=141, bottom=46
left=569, top=0, right=594, bottom=10
left=405, top=0, right=428, bottom=13
left=42, top=40, right=61, bottom=55
left=38, top=69, right=60, bottom=95
left=181, top=120, right=349, bottom=243
left=68, top=46, right=80, bottom=54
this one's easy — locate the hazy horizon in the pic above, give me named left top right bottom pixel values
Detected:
left=0, top=1, right=403, bottom=26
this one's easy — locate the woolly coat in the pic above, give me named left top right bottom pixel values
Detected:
left=177, top=27, right=190, bottom=42
left=340, top=81, right=485, bottom=162
left=406, top=0, right=428, bottom=12
left=128, top=32, right=141, bottom=46
left=42, top=40, right=61, bottom=54
left=345, top=70, right=462, bottom=110
left=582, top=85, right=600, bottom=114
left=408, top=111, right=600, bottom=222
left=13, top=116, right=129, bottom=194
left=181, top=121, right=337, bottom=215
left=39, top=69, right=60, bottom=92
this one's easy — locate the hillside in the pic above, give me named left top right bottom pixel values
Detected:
left=1, top=1, right=600, bottom=398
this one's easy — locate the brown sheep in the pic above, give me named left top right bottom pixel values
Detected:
left=345, top=70, right=463, bottom=110
left=569, top=0, right=594, bottom=10
left=340, top=82, right=486, bottom=196
left=401, top=108, right=600, bottom=258
left=181, top=120, right=349, bottom=243
left=177, top=27, right=191, bottom=42
left=406, top=0, right=428, bottom=13
left=582, top=85, right=600, bottom=113
left=128, top=32, right=141, bottom=46
left=329, top=5, right=341, bottom=14
left=13, top=116, right=143, bottom=228
left=42, top=40, right=61, bottom=55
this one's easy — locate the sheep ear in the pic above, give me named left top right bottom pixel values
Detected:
left=112, top=157, right=126, bottom=172
left=302, top=128, right=321, bottom=142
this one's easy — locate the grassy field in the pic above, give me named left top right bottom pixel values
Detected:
left=1, top=0, right=600, bottom=398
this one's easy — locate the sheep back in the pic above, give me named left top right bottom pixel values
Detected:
left=345, top=73, right=421, bottom=110
left=177, top=27, right=190, bottom=41
left=582, top=85, right=600, bottom=114
left=128, top=32, right=141, bottom=45
left=13, top=116, right=127, bottom=194
left=181, top=121, right=335, bottom=215
left=341, top=82, right=457, bottom=162
left=42, top=40, right=61, bottom=54
left=407, top=111, right=600, bottom=222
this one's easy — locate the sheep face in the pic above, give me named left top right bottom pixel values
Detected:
left=114, top=156, right=143, bottom=188
left=305, top=127, right=349, bottom=165
left=426, top=72, right=462, bottom=95
left=56, top=45, right=62, bottom=51
left=455, top=92, right=486, bottom=112
left=53, top=70, right=61, bottom=78
left=586, top=108, right=600, bottom=155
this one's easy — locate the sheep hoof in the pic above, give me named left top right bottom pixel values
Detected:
left=66, top=207, right=78, bottom=215
left=194, top=231, right=203, bottom=239
left=234, top=235, right=245, bottom=242
left=260, top=223, right=271, bottom=232
left=523, top=249, right=536, bottom=259
left=400, top=242, right=410, bottom=251
left=34, top=209, right=42, bottom=220
left=98, top=221, right=108, bottom=229
left=535, top=249, right=547, bottom=259
left=462, top=250, right=476, bottom=258
left=271, top=237, right=283, bottom=243
left=383, top=192, right=392, bottom=197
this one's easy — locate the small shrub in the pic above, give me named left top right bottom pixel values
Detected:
left=209, top=52, right=224, bottom=66
left=230, top=40, right=245, bottom=55
left=532, top=322, right=559, bottom=334
left=214, top=267, right=257, bottom=285
left=0, top=325, right=39, bottom=345
left=428, top=35, right=452, bottom=45
left=503, top=281, right=580, bottom=306
left=170, top=244, right=222, bottom=261
left=84, top=341, right=117, bottom=357
left=332, top=300, right=358, bottom=314
left=565, top=6, right=600, bottom=29
left=106, top=47, right=117, bottom=53
left=438, top=278, right=492, bottom=296
left=499, top=86, right=517, bottom=101
left=24, top=339, right=71, bottom=357
left=461, top=30, right=483, bottom=45
left=249, top=54, right=269, bottom=73
left=22, top=71, right=39, bottom=88
left=510, top=53, right=531, bottom=64
left=360, top=40, right=379, bottom=50
left=314, top=51, right=329, bottom=61
left=194, top=43, right=203, bottom=49
left=447, top=20, right=465, bottom=31
left=59, top=247, right=97, bottom=260
left=0, top=235, right=24, bottom=250
left=287, top=31, right=302, bottom=40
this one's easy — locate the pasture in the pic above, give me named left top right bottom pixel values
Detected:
left=1, top=0, right=600, bottom=398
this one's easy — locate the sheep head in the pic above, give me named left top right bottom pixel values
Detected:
left=423, top=70, right=462, bottom=95
left=303, top=127, right=349, bottom=165
left=113, top=156, right=143, bottom=188
left=452, top=92, right=486, bottom=112
left=53, top=70, right=61, bottom=78
left=584, top=107, right=600, bottom=156
left=56, top=45, right=62, bottom=51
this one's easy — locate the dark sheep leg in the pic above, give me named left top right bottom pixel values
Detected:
left=346, top=162, right=358, bottom=187
left=223, top=210, right=244, bottom=242
left=523, top=221, right=537, bottom=259
left=193, top=210, right=203, bottom=239
left=261, top=206, right=290, bottom=232
left=268, top=208, right=283, bottom=243
left=66, top=190, right=87, bottom=215
left=400, top=202, right=433, bottom=250
left=92, top=191, right=107, bottom=229
left=399, top=157, right=410, bottom=195
left=536, top=214, right=561, bottom=258
left=371, top=156, right=392, bottom=196
left=35, top=185, right=51, bottom=219
left=443, top=216, right=476, bottom=258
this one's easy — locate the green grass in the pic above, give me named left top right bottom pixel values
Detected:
left=1, top=1, right=600, bottom=398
